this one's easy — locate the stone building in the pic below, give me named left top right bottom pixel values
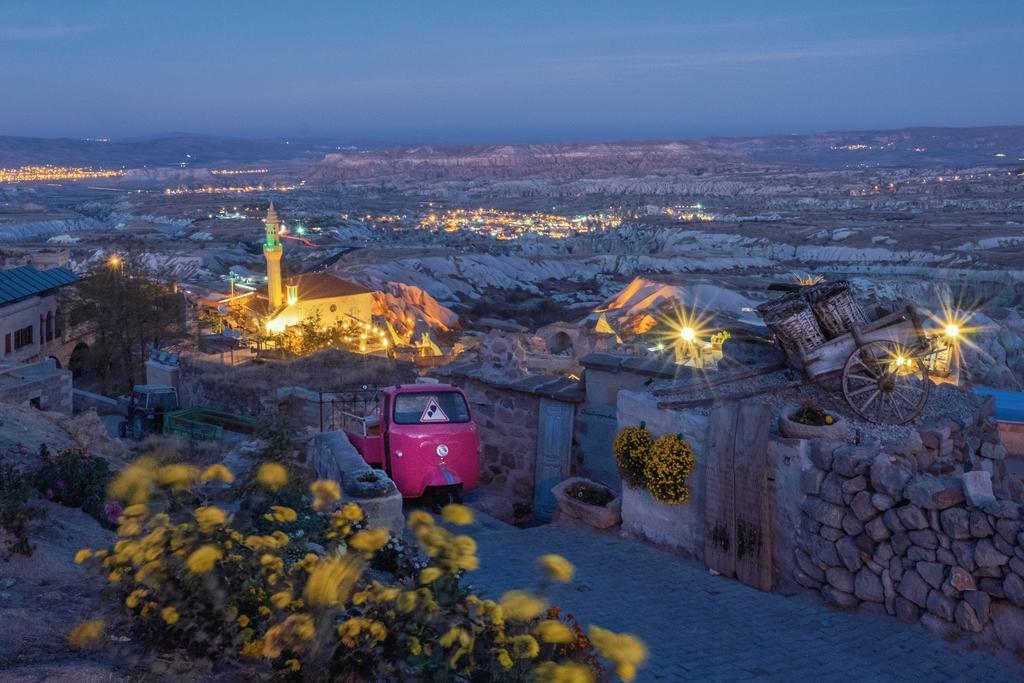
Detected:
left=0, top=265, right=77, bottom=364
left=0, top=357, right=73, bottom=414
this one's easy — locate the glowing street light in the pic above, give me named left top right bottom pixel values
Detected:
left=679, top=326, right=697, bottom=343
left=944, top=323, right=961, bottom=339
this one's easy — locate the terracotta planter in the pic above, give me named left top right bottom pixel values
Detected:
left=551, top=477, right=622, bottom=529
left=779, top=406, right=848, bottom=440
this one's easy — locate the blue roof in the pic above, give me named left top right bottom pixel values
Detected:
left=0, top=266, right=78, bottom=306
left=975, top=386, right=1024, bottom=424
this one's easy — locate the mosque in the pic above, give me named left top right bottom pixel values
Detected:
left=256, top=203, right=375, bottom=334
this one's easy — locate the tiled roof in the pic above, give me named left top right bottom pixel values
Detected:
left=285, top=273, right=372, bottom=300
left=0, top=266, right=77, bottom=306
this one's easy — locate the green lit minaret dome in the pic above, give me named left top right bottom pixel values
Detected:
left=264, top=201, right=281, bottom=247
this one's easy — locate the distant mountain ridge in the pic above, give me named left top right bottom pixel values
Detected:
left=0, top=126, right=1020, bottom=173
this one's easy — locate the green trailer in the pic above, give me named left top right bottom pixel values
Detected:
left=163, top=407, right=257, bottom=441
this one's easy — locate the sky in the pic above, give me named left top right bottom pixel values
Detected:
left=1, top=1, right=1022, bottom=143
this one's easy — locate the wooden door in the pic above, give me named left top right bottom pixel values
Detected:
left=704, top=400, right=773, bottom=591
left=534, top=399, right=574, bottom=521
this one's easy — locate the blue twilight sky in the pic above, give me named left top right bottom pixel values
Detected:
left=1, top=1, right=1022, bottom=143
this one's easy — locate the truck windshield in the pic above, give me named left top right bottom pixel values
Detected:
left=393, top=392, right=470, bottom=425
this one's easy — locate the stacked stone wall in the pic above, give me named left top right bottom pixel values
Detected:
left=795, top=407, right=1024, bottom=652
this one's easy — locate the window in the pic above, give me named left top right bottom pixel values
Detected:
left=4, top=333, right=10, bottom=355
left=45, top=312, right=53, bottom=342
left=14, top=325, right=34, bottom=350
left=393, top=392, right=471, bottom=425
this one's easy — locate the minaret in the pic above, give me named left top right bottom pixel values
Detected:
left=263, top=202, right=284, bottom=309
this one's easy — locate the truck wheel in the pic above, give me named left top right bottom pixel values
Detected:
left=430, top=486, right=463, bottom=511
left=131, top=414, right=146, bottom=441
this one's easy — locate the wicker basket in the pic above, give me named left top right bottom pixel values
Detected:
left=756, top=292, right=827, bottom=356
left=806, top=281, right=868, bottom=338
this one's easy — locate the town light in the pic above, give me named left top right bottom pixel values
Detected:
left=679, top=326, right=697, bottom=343
left=944, top=323, right=960, bottom=339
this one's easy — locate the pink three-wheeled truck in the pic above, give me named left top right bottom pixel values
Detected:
left=343, top=384, right=480, bottom=502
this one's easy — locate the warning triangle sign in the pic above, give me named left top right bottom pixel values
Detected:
left=420, top=396, right=450, bottom=423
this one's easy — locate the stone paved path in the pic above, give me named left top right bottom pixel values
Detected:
left=467, top=519, right=1024, bottom=682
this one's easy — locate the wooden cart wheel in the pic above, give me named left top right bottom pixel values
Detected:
left=842, top=340, right=930, bottom=425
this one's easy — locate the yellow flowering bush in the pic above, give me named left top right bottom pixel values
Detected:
left=73, top=456, right=647, bottom=681
left=642, top=434, right=696, bottom=504
left=613, top=426, right=653, bottom=488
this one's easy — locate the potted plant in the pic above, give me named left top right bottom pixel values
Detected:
left=551, top=477, right=622, bottom=529
left=779, top=402, right=848, bottom=439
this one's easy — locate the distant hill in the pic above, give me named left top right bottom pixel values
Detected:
left=0, top=125, right=1020, bottom=174
left=0, top=133, right=328, bottom=168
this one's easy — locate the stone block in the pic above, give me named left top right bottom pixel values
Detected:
left=795, top=548, right=825, bottom=582
left=905, top=475, right=965, bottom=510
left=807, top=534, right=839, bottom=567
left=870, top=456, right=911, bottom=499
left=926, top=589, right=956, bottom=621
left=939, top=508, right=971, bottom=540
left=871, top=493, right=895, bottom=511
left=865, top=517, right=890, bottom=542
left=896, top=569, right=930, bottom=608
left=891, top=532, right=912, bottom=556
left=897, top=505, right=929, bottom=530
left=842, top=514, right=864, bottom=537
left=841, top=475, right=868, bottom=495
left=819, top=472, right=845, bottom=504
left=873, top=542, right=894, bottom=564
left=955, top=600, right=984, bottom=633
left=970, top=509, right=994, bottom=538
left=984, top=500, right=1020, bottom=520
left=850, top=491, right=877, bottom=522
left=809, top=440, right=836, bottom=471
left=975, top=539, right=1010, bottom=568
left=826, top=566, right=855, bottom=593
left=906, top=547, right=936, bottom=563
left=854, top=568, right=885, bottom=602
left=965, top=590, right=992, bottom=624
left=821, top=525, right=844, bottom=542
left=917, top=561, right=945, bottom=589
left=803, top=498, right=845, bottom=528
left=1004, top=573, right=1024, bottom=607
left=921, top=613, right=957, bottom=637
left=996, top=519, right=1022, bottom=545
left=882, top=508, right=905, bottom=534
left=894, top=596, right=921, bottom=623
left=822, top=585, right=859, bottom=609
left=979, top=578, right=1006, bottom=599
left=832, top=447, right=873, bottom=477
left=909, top=529, right=938, bottom=550
left=963, top=470, right=996, bottom=508
left=836, top=535, right=863, bottom=572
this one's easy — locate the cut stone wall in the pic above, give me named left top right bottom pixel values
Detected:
left=0, top=358, right=72, bottom=414
left=458, top=376, right=542, bottom=511
left=794, top=410, right=1024, bottom=654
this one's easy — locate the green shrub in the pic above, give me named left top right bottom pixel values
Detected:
left=34, top=448, right=113, bottom=525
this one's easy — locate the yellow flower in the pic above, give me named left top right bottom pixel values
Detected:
left=310, top=479, right=341, bottom=510
left=341, top=502, right=364, bottom=522
left=268, top=505, right=297, bottom=523
left=534, top=662, right=596, bottom=683
left=107, top=457, right=157, bottom=504
left=535, top=619, right=576, bottom=644
left=368, top=621, right=387, bottom=641
left=238, top=614, right=250, bottom=627
left=303, top=556, right=364, bottom=607
left=419, top=567, right=444, bottom=584
left=74, top=548, right=93, bottom=564
left=185, top=545, right=222, bottom=574
left=588, top=626, right=648, bottom=682
left=537, top=554, right=575, bottom=583
left=396, top=591, right=419, bottom=612
left=285, top=659, right=301, bottom=672
left=409, top=636, right=422, bottom=655
left=407, top=510, right=434, bottom=528
left=161, top=606, right=180, bottom=625
left=263, top=614, right=315, bottom=658
left=195, top=506, right=227, bottom=533
left=156, top=464, right=198, bottom=490
left=500, top=590, right=546, bottom=621
left=440, top=503, right=474, bottom=525
left=511, top=634, right=539, bottom=659
left=349, top=528, right=389, bottom=553
left=270, top=590, right=292, bottom=609
left=496, top=648, right=513, bottom=670
left=200, top=463, right=234, bottom=483
left=256, top=462, right=288, bottom=491
left=439, top=626, right=472, bottom=649
left=68, top=619, right=104, bottom=648
left=825, top=415, right=834, bottom=425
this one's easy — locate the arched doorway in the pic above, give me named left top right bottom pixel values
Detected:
left=48, top=355, right=62, bottom=369
left=549, top=331, right=574, bottom=355
left=68, top=342, right=90, bottom=379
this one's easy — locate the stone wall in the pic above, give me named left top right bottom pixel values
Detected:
left=458, top=375, right=542, bottom=511
left=0, top=358, right=72, bottom=414
left=794, top=411, right=1024, bottom=654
